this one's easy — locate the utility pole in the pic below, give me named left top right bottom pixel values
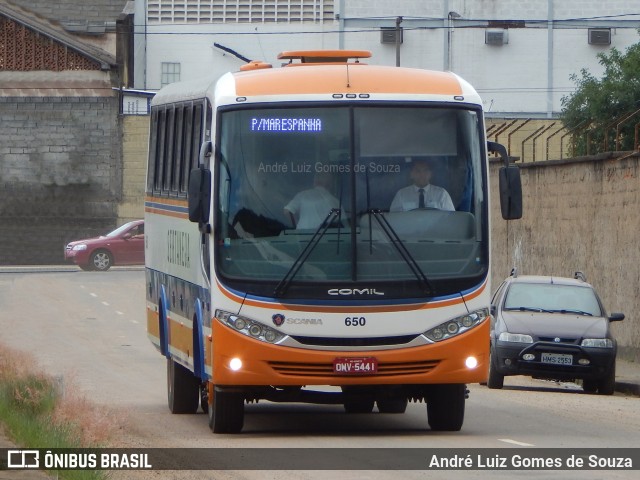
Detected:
left=395, top=16, right=403, bottom=67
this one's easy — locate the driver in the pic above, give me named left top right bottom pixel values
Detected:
left=389, top=159, right=454, bottom=212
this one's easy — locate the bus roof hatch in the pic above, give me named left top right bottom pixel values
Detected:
left=277, top=50, right=372, bottom=64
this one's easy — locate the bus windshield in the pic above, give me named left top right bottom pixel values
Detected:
left=215, top=105, right=487, bottom=299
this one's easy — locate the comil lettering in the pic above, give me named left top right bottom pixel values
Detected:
left=328, top=288, right=385, bottom=296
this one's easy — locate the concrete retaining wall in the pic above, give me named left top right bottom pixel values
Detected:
left=490, top=153, right=640, bottom=361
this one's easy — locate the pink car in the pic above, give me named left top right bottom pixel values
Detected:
left=64, top=220, right=145, bottom=271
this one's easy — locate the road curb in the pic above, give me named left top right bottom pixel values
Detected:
left=615, top=381, right=640, bottom=397
left=0, top=265, right=143, bottom=274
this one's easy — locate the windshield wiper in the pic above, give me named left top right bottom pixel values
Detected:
left=365, top=209, right=434, bottom=296
left=504, top=306, right=544, bottom=312
left=273, top=209, right=341, bottom=298
left=546, top=308, right=594, bottom=316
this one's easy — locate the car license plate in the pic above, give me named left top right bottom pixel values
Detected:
left=333, top=357, right=378, bottom=375
left=541, top=353, right=573, bottom=365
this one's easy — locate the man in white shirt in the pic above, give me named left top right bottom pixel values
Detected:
left=284, top=171, right=340, bottom=229
left=389, top=159, right=454, bottom=212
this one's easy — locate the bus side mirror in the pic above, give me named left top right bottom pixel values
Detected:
left=488, top=141, right=523, bottom=220
left=188, top=166, right=211, bottom=224
left=499, top=166, right=522, bottom=220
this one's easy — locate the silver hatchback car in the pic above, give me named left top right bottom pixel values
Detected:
left=489, top=271, right=624, bottom=394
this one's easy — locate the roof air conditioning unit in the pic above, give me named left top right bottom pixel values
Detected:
left=588, top=28, right=611, bottom=45
left=380, top=27, right=403, bottom=44
left=485, top=29, right=508, bottom=46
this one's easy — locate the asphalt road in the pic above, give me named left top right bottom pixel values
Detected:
left=1, top=269, right=639, bottom=480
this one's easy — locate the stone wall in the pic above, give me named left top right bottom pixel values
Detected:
left=0, top=96, right=121, bottom=264
left=490, top=153, right=640, bottom=361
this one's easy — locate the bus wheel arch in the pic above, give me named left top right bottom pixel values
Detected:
left=192, top=300, right=208, bottom=413
left=158, top=286, right=170, bottom=357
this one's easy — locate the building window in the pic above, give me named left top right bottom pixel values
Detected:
left=161, top=62, right=181, bottom=87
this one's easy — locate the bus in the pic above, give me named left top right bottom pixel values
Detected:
left=145, top=50, right=522, bottom=434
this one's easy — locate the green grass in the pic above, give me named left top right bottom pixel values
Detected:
left=0, top=349, right=110, bottom=480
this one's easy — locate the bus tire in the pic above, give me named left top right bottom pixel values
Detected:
left=200, top=384, right=209, bottom=414
left=376, top=397, right=408, bottom=414
left=167, top=359, right=199, bottom=414
left=426, top=384, right=465, bottom=431
left=208, top=388, right=244, bottom=433
left=343, top=397, right=375, bottom=414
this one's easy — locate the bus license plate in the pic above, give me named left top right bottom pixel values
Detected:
left=333, top=357, right=378, bottom=375
left=541, top=353, right=573, bottom=365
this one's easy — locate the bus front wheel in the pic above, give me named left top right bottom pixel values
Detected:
left=426, top=384, right=465, bottom=431
left=167, top=359, right=199, bottom=414
left=208, top=387, right=244, bottom=433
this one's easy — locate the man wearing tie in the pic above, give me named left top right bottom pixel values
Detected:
left=389, top=159, right=455, bottom=212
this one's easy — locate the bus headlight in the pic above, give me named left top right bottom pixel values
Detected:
left=215, top=310, right=285, bottom=344
left=423, top=308, right=488, bottom=342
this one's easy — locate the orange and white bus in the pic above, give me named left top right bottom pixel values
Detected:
left=145, top=50, right=522, bottom=433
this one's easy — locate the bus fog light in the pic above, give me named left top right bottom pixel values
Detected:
left=229, top=358, right=242, bottom=371
left=522, top=354, right=535, bottom=361
left=465, top=356, right=478, bottom=369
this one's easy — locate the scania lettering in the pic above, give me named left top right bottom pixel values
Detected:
left=145, top=50, right=522, bottom=434
left=286, top=318, right=323, bottom=325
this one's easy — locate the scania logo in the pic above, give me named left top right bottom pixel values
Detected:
left=327, top=288, right=385, bottom=296
left=272, top=313, right=285, bottom=327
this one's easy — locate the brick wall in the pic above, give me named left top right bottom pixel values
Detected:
left=0, top=96, right=122, bottom=264
left=118, top=116, right=149, bottom=223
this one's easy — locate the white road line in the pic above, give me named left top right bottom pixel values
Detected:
left=499, top=438, right=535, bottom=447
left=102, top=301, right=110, bottom=306
left=90, top=293, right=97, bottom=297
left=116, top=311, right=124, bottom=316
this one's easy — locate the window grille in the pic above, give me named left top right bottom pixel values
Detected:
left=0, top=17, right=100, bottom=71
left=147, top=0, right=334, bottom=24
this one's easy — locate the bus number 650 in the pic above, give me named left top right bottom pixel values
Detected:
left=345, top=317, right=366, bottom=327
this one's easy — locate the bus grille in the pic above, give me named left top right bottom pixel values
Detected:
left=290, top=334, right=419, bottom=347
left=268, top=360, right=439, bottom=377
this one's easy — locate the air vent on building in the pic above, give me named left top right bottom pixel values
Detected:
left=380, top=27, right=403, bottom=44
left=588, top=28, right=611, bottom=45
left=485, top=29, right=508, bottom=46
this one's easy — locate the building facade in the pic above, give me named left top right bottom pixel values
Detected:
left=0, top=0, right=132, bottom=264
left=134, top=0, right=640, bottom=117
